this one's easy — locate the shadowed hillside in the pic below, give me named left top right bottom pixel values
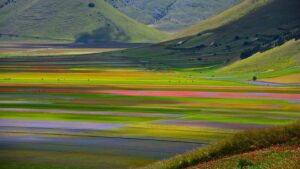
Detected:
left=172, top=0, right=271, bottom=39
left=0, top=0, right=168, bottom=43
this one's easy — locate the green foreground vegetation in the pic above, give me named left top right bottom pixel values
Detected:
left=189, top=146, right=299, bottom=169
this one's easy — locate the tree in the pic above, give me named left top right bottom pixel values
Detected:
left=88, top=3, right=95, bottom=8
left=240, top=50, right=253, bottom=59
left=243, top=41, right=252, bottom=46
left=226, top=45, right=231, bottom=51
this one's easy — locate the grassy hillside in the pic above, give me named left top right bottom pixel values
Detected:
left=106, top=0, right=241, bottom=32
left=139, top=123, right=300, bottom=169
left=0, top=0, right=168, bottom=43
left=218, top=39, right=300, bottom=74
left=104, top=0, right=300, bottom=70
left=172, top=0, right=271, bottom=39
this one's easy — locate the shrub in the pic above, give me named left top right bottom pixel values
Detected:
left=195, top=44, right=206, bottom=49
left=237, top=158, right=253, bottom=169
left=240, top=50, right=253, bottom=59
left=243, top=41, right=252, bottom=46
left=88, top=2, right=95, bottom=8
left=226, top=45, right=231, bottom=50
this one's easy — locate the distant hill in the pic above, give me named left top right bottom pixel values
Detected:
left=105, top=0, right=300, bottom=70
left=105, top=0, right=241, bottom=32
left=0, top=0, right=168, bottom=43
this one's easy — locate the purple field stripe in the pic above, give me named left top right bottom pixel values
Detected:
left=0, top=108, right=182, bottom=118
left=0, top=119, right=126, bottom=130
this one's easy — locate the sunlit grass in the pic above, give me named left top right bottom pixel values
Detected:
left=0, top=111, right=162, bottom=124
left=93, top=124, right=234, bottom=142
left=183, top=114, right=295, bottom=125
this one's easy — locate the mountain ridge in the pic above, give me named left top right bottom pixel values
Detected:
left=0, top=0, right=168, bottom=43
left=103, top=0, right=300, bottom=71
left=105, top=0, right=241, bottom=32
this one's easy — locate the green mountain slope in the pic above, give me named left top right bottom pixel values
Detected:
left=106, top=0, right=241, bottom=32
left=218, top=39, right=300, bottom=74
left=0, top=0, right=168, bottom=43
left=105, top=0, right=300, bottom=70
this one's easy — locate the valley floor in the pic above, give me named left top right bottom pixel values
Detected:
left=1, top=0, right=300, bottom=168
left=0, top=65, right=299, bottom=169
left=0, top=39, right=300, bottom=168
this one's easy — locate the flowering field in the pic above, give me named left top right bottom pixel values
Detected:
left=0, top=67, right=299, bottom=169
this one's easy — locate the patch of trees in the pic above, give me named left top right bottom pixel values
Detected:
left=195, top=44, right=206, bottom=49
left=240, top=50, right=253, bottom=59
left=243, top=41, right=252, bottom=46
left=0, top=0, right=17, bottom=8
left=240, top=44, right=261, bottom=59
left=234, top=35, right=240, bottom=41
left=226, top=45, right=231, bottom=51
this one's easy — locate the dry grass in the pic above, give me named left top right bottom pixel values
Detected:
left=262, top=73, right=300, bottom=84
